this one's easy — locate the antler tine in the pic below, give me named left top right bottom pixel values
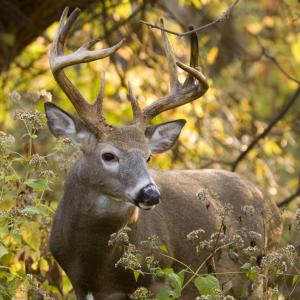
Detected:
left=50, top=7, right=126, bottom=133
left=94, top=70, right=106, bottom=121
left=160, top=18, right=181, bottom=92
left=178, top=26, right=208, bottom=90
left=142, top=20, right=209, bottom=123
left=182, top=25, right=199, bottom=88
left=127, top=81, right=143, bottom=124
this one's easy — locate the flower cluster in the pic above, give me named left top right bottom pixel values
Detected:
left=9, top=91, right=21, bottom=104
left=261, top=245, right=296, bottom=274
left=129, top=287, right=152, bottom=300
left=187, top=226, right=245, bottom=255
left=140, top=234, right=160, bottom=250
left=29, top=154, right=47, bottom=169
left=14, top=109, right=44, bottom=130
left=243, top=245, right=261, bottom=257
left=40, top=169, right=56, bottom=179
left=196, top=294, right=235, bottom=300
left=229, top=234, right=245, bottom=249
left=145, top=255, right=159, bottom=270
left=248, top=231, right=262, bottom=243
left=187, top=228, right=206, bottom=242
left=9, top=90, right=52, bottom=104
left=115, top=244, right=141, bottom=270
left=196, top=187, right=211, bottom=203
left=16, top=190, right=35, bottom=208
left=0, top=131, right=15, bottom=154
left=108, top=226, right=131, bottom=247
left=241, top=205, right=255, bottom=216
left=196, top=232, right=227, bottom=252
left=216, top=203, right=234, bottom=220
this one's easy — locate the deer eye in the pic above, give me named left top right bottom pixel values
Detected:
left=102, top=153, right=116, bottom=162
left=147, top=155, right=151, bottom=163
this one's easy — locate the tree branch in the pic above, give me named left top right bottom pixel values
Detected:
left=140, top=0, right=240, bottom=37
left=253, top=35, right=300, bottom=85
left=278, top=171, right=300, bottom=207
left=277, top=190, right=300, bottom=207
left=231, top=86, right=300, bottom=171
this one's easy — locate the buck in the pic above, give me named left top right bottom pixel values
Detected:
left=45, top=7, right=282, bottom=300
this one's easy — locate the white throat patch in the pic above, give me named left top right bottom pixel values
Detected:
left=86, top=292, right=95, bottom=300
left=95, top=195, right=133, bottom=217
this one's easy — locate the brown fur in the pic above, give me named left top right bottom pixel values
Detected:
left=50, top=166, right=281, bottom=299
left=45, top=106, right=282, bottom=299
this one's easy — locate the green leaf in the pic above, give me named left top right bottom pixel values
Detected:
left=133, top=270, right=142, bottom=282
left=22, top=204, right=53, bottom=217
left=228, top=248, right=239, bottom=262
left=246, top=271, right=257, bottom=281
left=20, top=221, right=41, bottom=251
left=0, top=175, right=20, bottom=182
left=163, top=268, right=183, bottom=297
left=178, top=270, right=186, bottom=286
left=0, top=242, right=8, bottom=258
left=152, top=267, right=165, bottom=277
left=241, top=262, right=252, bottom=271
left=159, top=245, right=168, bottom=253
left=292, top=275, right=300, bottom=287
left=194, top=275, right=220, bottom=297
left=163, top=267, right=174, bottom=276
left=24, top=178, right=51, bottom=192
left=155, top=287, right=174, bottom=300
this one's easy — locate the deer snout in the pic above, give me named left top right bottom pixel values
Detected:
left=136, top=184, right=160, bottom=209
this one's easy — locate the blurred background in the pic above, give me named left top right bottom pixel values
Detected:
left=0, top=0, right=299, bottom=298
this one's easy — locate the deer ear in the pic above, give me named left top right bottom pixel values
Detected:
left=44, top=102, right=95, bottom=149
left=145, top=119, right=186, bottom=153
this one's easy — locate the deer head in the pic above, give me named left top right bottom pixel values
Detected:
left=45, top=7, right=208, bottom=210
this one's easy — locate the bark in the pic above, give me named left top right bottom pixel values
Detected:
left=0, top=0, right=97, bottom=72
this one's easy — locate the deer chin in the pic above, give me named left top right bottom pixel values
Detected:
left=136, top=202, right=156, bottom=210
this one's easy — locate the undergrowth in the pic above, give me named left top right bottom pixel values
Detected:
left=0, top=92, right=299, bottom=299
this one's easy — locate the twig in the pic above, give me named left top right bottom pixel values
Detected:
left=231, top=86, right=300, bottom=171
left=253, top=35, right=300, bottom=85
left=182, top=241, right=233, bottom=290
left=140, top=0, right=240, bottom=37
left=278, top=190, right=300, bottom=207
left=278, top=171, right=300, bottom=207
left=99, top=2, right=146, bottom=41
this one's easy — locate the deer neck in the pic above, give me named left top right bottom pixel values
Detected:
left=62, top=165, right=139, bottom=234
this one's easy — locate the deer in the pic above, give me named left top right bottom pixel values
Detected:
left=45, top=7, right=282, bottom=300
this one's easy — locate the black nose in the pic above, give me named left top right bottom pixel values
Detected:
left=137, top=184, right=160, bottom=206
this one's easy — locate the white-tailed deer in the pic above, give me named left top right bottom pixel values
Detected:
left=45, top=8, right=281, bottom=300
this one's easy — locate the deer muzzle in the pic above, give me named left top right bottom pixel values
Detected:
left=135, top=184, right=160, bottom=209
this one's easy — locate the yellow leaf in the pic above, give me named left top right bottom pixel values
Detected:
left=10, top=260, right=23, bottom=273
left=212, top=118, right=224, bottom=133
left=15, top=281, right=28, bottom=299
left=263, top=16, right=275, bottom=28
left=246, top=22, right=262, bottom=35
left=31, top=261, right=39, bottom=271
left=291, top=40, right=300, bottom=62
left=207, top=47, right=219, bottom=65
left=62, top=273, right=73, bottom=295
left=20, top=221, right=41, bottom=251
left=262, top=140, right=282, bottom=156
left=241, top=99, right=251, bottom=112
left=39, top=258, right=49, bottom=272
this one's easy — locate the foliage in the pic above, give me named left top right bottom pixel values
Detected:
left=110, top=213, right=300, bottom=299
left=0, top=0, right=300, bottom=298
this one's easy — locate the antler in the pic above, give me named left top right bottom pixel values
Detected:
left=50, top=8, right=208, bottom=133
left=141, top=20, right=209, bottom=124
left=50, top=7, right=125, bottom=133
